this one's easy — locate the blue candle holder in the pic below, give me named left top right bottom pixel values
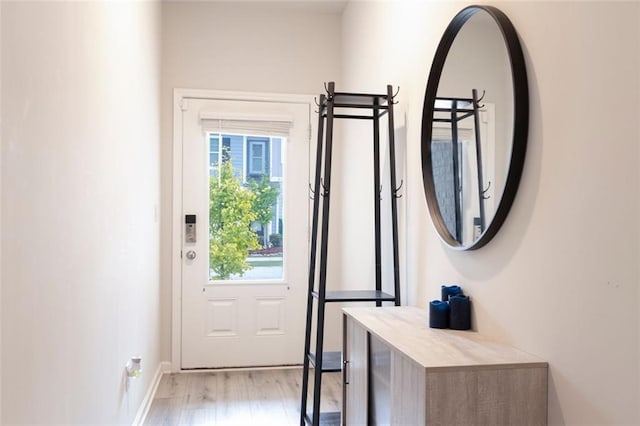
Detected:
left=441, top=284, right=463, bottom=301
left=449, top=295, right=471, bottom=330
left=429, top=300, right=450, bottom=329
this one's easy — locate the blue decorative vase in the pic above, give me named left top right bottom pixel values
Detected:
left=449, top=295, right=471, bottom=330
left=441, top=285, right=463, bottom=301
left=429, top=300, right=450, bottom=329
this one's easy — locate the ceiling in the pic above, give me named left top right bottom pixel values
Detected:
left=162, top=0, right=349, bottom=14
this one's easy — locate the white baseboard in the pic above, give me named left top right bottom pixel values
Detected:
left=132, top=361, right=171, bottom=426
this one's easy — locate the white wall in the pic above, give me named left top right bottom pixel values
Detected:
left=0, top=1, right=3, bottom=421
left=160, top=1, right=342, bottom=359
left=1, top=1, right=162, bottom=424
left=340, top=1, right=639, bottom=424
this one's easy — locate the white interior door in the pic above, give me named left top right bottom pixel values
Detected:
left=179, top=95, right=311, bottom=369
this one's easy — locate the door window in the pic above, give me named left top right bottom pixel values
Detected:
left=208, top=133, right=284, bottom=282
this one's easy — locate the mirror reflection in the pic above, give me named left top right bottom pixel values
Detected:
left=431, top=10, right=513, bottom=247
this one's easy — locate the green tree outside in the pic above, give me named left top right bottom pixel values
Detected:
left=249, top=175, right=280, bottom=247
left=209, top=161, right=260, bottom=280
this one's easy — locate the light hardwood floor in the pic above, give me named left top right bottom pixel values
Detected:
left=145, top=368, right=341, bottom=425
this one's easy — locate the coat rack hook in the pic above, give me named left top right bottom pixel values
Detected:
left=475, top=89, right=486, bottom=109
left=392, top=86, right=400, bottom=99
left=320, top=178, right=330, bottom=197
left=309, top=183, right=316, bottom=200
left=482, top=180, right=491, bottom=194
left=393, top=179, right=404, bottom=198
left=324, top=82, right=334, bottom=101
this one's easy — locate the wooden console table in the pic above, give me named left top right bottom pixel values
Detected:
left=342, top=306, right=547, bottom=425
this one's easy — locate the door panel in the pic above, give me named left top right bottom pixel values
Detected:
left=180, top=96, right=311, bottom=368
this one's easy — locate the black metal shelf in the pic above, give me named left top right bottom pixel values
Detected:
left=319, top=92, right=392, bottom=117
left=332, top=92, right=389, bottom=106
left=300, top=82, right=401, bottom=426
left=312, top=290, right=396, bottom=303
left=303, top=411, right=341, bottom=426
left=307, top=351, right=342, bottom=372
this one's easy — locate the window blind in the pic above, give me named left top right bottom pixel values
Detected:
left=199, top=111, right=294, bottom=137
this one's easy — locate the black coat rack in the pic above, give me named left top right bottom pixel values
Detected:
left=432, top=88, right=487, bottom=242
left=300, top=82, right=401, bottom=426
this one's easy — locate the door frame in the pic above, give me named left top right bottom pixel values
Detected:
left=171, top=88, right=316, bottom=371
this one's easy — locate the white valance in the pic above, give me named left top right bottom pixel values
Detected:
left=200, top=111, right=294, bottom=137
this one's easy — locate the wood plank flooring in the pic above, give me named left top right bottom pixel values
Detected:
left=144, top=368, right=342, bottom=425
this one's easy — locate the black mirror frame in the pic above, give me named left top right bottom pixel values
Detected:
left=421, top=5, right=529, bottom=250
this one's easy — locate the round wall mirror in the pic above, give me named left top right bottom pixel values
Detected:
left=421, top=5, right=528, bottom=250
